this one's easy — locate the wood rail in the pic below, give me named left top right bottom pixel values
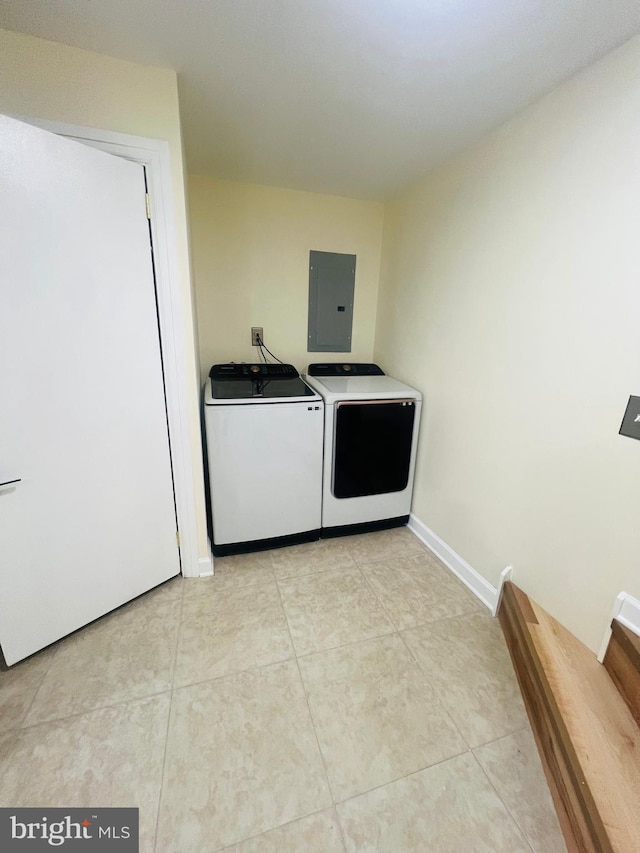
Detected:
left=603, top=619, right=640, bottom=727
left=499, top=581, right=640, bottom=853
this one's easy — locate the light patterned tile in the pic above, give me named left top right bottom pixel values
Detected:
left=174, top=582, right=293, bottom=686
left=362, top=552, right=483, bottom=629
left=223, top=809, right=345, bottom=852
left=183, top=551, right=274, bottom=596
left=0, top=694, right=170, bottom=853
left=25, top=600, right=181, bottom=725
left=474, top=728, right=566, bottom=853
left=402, top=611, right=528, bottom=747
left=0, top=647, right=57, bottom=733
left=278, top=567, right=394, bottom=656
left=117, top=574, right=185, bottom=615
left=336, top=752, right=530, bottom=853
left=139, top=575, right=184, bottom=604
left=271, top=539, right=355, bottom=580
left=299, top=634, right=465, bottom=801
left=156, top=661, right=332, bottom=851
left=343, top=526, right=425, bottom=566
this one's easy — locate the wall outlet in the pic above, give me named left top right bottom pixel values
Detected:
left=251, top=327, right=263, bottom=347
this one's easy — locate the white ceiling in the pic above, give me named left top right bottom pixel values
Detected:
left=1, top=1, right=639, bottom=199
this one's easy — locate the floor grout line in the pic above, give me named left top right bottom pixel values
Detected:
left=271, top=573, right=351, bottom=852
left=275, top=564, right=397, bottom=658
left=394, top=622, right=474, bottom=752
left=353, top=564, right=469, bottom=751
left=295, top=629, right=404, bottom=662
left=170, top=654, right=296, bottom=693
left=1, top=533, right=559, bottom=851
left=469, top=748, right=539, bottom=853
left=331, top=803, right=349, bottom=853
left=350, top=547, right=428, bottom=569
left=182, top=574, right=278, bottom=600
left=357, top=553, right=486, bottom=631
left=291, top=625, right=399, bottom=660
left=12, top=562, right=494, bottom=730
left=469, top=723, right=534, bottom=751
left=268, top=538, right=360, bottom=583
left=273, top=560, right=356, bottom=582
left=333, top=742, right=473, bottom=811
left=273, top=578, right=338, bottom=792
left=213, top=805, right=343, bottom=852
left=275, top=561, right=364, bottom=587
left=276, top=553, right=481, bottom=846
left=16, top=654, right=59, bottom=730
left=152, top=572, right=186, bottom=852
left=17, top=684, right=176, bottom=731
left=273, top=579, right=334, bottom=799
left=14, top=595, right=184, bottom=730
left=397, top=613, right=528, bottom=754
left=399, top=605, right=496, bottom=635
left=357, top=562, right=405, bottom=633
left=332, top=748, right=474, bottom=807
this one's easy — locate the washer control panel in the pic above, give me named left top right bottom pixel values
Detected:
left=307, top=363, right=385, bottom=376
left=210, top=363, right=299, bottom=380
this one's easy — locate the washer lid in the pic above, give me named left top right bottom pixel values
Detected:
left=304, top=373, right=421, bottom=404
left=204, top=377, right=321, bottom=405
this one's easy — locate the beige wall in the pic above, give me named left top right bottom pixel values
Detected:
left=0, top=28, right=209, bottom=560
left=375, top=35, right=640, bottom=653
left=189, top=176, right=384, bottom=377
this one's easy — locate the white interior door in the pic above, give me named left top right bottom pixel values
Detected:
left=0, top=114, right=180, bottom=665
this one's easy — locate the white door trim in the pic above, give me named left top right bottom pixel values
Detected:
left=12, top=115, right=206, bottom=578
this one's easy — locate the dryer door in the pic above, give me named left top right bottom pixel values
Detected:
left=333, top=400, right=416, bottom=498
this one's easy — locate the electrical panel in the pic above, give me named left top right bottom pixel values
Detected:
left=307, top=250, right=356, bottom=352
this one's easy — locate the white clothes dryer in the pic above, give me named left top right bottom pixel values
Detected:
left=304, top=363, right=422, bottom=535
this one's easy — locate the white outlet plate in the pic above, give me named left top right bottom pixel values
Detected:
left=251, top=327, right=263, bottom=347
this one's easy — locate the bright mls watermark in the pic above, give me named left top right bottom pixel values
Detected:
left=0, top=809, right=138, bottom=850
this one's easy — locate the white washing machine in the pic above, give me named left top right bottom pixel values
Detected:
left=304, top=363, right=422, bottom=535
left=204, top=363, right=324, bottom=555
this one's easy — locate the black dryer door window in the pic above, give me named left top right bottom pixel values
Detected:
left=333, top=400, right=416, bottom=498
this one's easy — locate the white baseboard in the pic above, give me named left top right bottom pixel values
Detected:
left=408, top=514, right=504, bottom=613
left=492, top=566, right=513, bottom=617
left=183, top=554, right=214, bottom=578
left=180, top=552, right=213, bottom=579
left=617, top=592, right=640, bottom=635
left=597, top=591, right=640, bottom=662
left=197, top=554, right=214, bottom=577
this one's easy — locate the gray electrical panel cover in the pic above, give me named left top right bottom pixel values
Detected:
left=308, top=250, right=356, bottom=352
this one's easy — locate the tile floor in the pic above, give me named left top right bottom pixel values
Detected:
left=0, top=527, right=566, bottom=852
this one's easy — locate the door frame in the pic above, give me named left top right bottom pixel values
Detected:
left=11, top=115, right=210, bottom=579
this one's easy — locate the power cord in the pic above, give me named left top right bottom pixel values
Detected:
left=257, top=334, right=284, bottom=364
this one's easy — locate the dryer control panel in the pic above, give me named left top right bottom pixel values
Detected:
left=308, top=363, right=385, bottom=376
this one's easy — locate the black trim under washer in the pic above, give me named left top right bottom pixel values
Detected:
left=320, top=516, right=409, bottom=539
left=212, top=528, right=320, bottom=557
